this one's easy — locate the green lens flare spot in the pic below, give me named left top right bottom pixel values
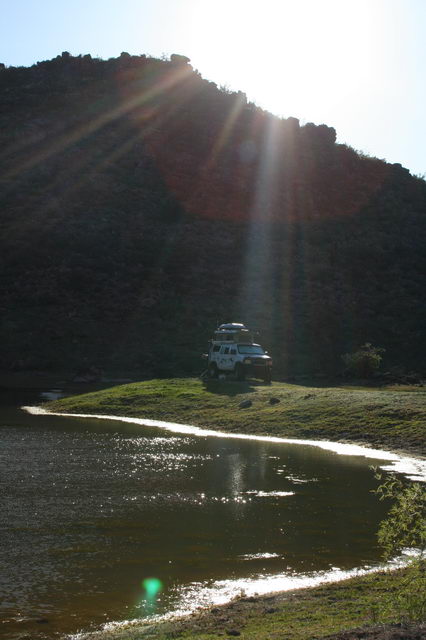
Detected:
left=142, top=577, right=163, bottom=600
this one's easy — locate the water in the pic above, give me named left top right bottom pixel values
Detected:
left=0, top=388, right=407, bottom=639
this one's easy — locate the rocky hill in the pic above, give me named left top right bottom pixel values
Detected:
left=1, top=52, right=425, bottom=377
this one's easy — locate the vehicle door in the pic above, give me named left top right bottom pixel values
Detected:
left=219, top=345, right=234, bottom=370
left=210, top=344, right=221, bottom=366
left=228, top=346, right=237, bottom=370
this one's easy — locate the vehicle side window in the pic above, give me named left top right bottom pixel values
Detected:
left=213, top=345, right=220, bottom=352
left=230, top=349, right=236, bottom=354
left=223, top=347, right=230, bottom=354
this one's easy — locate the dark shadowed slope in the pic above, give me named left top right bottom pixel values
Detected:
left=1, top=52, right=425, bottom=376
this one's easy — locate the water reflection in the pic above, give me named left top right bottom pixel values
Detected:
left=1, top=392, right=424, bottom=640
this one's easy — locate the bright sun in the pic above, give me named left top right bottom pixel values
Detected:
left=187, top=0, right=382, bottom=123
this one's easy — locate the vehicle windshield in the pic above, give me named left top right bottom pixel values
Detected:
left=237, top=345, right=265, bottom=355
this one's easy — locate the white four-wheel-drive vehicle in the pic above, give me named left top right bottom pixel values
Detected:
left=204, top=323, right=272, bottom=383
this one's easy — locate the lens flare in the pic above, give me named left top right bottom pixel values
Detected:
left=142, top=577, right=163, bottom=601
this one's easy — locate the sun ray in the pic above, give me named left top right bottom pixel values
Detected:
left=1, top=61, right=193, bottom=183
left=204, top=92, right=246, bottom=170
left=238, top=115, right=283, bottom=332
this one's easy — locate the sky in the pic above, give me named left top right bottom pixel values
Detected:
left=1, top=0, right=425, bottom=177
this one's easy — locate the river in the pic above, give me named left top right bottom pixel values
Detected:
left=0, top=386, right=419, bottom=639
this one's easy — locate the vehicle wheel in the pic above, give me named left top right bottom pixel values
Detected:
left=235, top=363, right=245, bottom=381
left=263, top=368, right=272, bottom=384
left=208, top=362, right=218, bottom=379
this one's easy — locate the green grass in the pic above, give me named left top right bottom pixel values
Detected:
left=46, top=377, right=426, bottom=456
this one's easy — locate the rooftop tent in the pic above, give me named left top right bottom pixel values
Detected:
left=218, top=323, right=246, bottom=330
left=212, top=323, right=254, bottom=344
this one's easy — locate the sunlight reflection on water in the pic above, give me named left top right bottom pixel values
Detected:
left=7, top=404, right=423, bottom=640
left=24, top=406, right=426, bottom=482
left=81, top=554, right=414, bottom=640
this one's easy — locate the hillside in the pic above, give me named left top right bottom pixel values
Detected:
left=1, top=52, right=425, bottom=376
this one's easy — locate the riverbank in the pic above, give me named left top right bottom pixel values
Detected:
left=45, top=377, right=426, bottom=458
left=43, top=377, right=425, bottom=639
left=73, top=566, right=425, bottom=640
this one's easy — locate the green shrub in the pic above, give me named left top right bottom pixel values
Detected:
left=375, top=476, right=426, bottom=558
left=342, top=343, right=385, bottom=378
left=374, top=473, right=426, bottom=623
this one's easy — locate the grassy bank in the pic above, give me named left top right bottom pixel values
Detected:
left=80, top=566, right=424, bottom=640
left=46, top=377, right=426, bottom=457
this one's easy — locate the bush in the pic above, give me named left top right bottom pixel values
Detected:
left=342, top=343, right=385, bottom=378
left=375, top=475, right=426, bottom=558
left=374, top=473, right=426, bottom=623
